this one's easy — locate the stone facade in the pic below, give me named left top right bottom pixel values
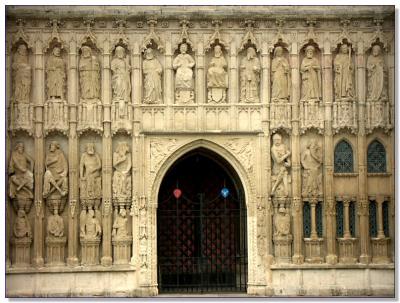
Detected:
left=5, top=5, right=395, bottom=297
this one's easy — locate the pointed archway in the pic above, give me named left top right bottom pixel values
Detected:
left=157, top=148, right=248, bottom=293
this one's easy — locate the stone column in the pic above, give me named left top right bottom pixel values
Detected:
left=388, top=44, right=394, bottom=258
left=322, top=39, right=337, bottom=264
left=5, top=39, right=11, bottom=268
left=164, top=39, right=173, bottom=129
left=229, top=40, right=237, bottom=129
left=310, top=200, right=318, bottom=239
left=67, top=37, right=79, bottom=266
left=290, top=41, right=303, bottom=264
left=196, top=41, right=205, bottom=130
left=101, top=38, right=112, bottom=266
left=376, top=196, right=385, bottom=239
left=32, top=37, right=45, bottom=267
left=343, top=199, right=351, bottom=238
left=356, top=39, right=370, bottom=264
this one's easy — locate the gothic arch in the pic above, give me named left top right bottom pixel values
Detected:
left=334, top=138, right=354, bottom=173
left=367, top=139, right=387, bottom=173
left=150, top=139, right=254, bottom=208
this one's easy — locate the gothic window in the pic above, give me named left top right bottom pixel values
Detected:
left=334, top=140, right=354, bottom=173
left=303, top=202, right=311, bottom=238
left=336, top=201, right=344, bottom=237
left=316, top=202, right=323, bottom=237
left=349, top=201, right=356, bottom=237
left=367, top=140, right=387, bottom=173
left=383, top=201, right=389, bottom=237
left=369, top=200, right=377, bottom=237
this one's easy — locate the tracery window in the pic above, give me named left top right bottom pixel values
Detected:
left=349, top=201, right=356, bottom=236
left=316, top=202, right=323, bottom=237
left=303, top=202, right=311, bottom=238
left=334, top=140, right=354, bottom=173
left=336, top=201, right=344, bottom=237
left=369, top=200, right=377, bottom=237
left=367, top=140, right=386, bottom=173
left=383, top=201, right=389, bottom=237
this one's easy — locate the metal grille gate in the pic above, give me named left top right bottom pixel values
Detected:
left=157, top=152, right=247, bottom=293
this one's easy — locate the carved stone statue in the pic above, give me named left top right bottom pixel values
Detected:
left=334, top=43, right=354, bottom=100
left=80, top=143, right=102, bottom=201
left=12, top=44, right=31, bottom=103
left=112, top=208, right=129, bottom=239
left=207, top=45, right=228, bottom=103
left=367, top=44, right=387, bottom=102
left=111, top=46, right=131, bottom=116
left=47, top=207, right=64, bottom=237
left=112, top=142, right=132, bottom=201
left=43, top=141, right=68, bottom=199
left=46, top=46, right=66, bottom=99
left=271, top=46, right=290, bottom=102
left=274, top=207, right=291, bottom=237
left=8, top=142, right=34, bottom=201
left=79, top=46, right=100, bottom=100
left=13, top=209, right=31, bottom=238
left=240, top=47, right=261, bottom=103
left=143, top=48, right=163, bottom=104
left=271, top=133, right=291, bottom=197
left=80, top=209, right=101, bottom=239
left=173, top=43, right=195, bottom=103
left=300, top=45, right=321, bottom=101
left=301, top=139, right=323, bottom=197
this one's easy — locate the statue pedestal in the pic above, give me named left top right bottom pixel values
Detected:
left=45, top=236, right=66, bottom=266
left=80, top=238, right=101, bottom=265
left=269, top=102, right=292, bottom=132
left=338, top=237, right=357, bottom=264
left=12, top=237, right=32, bottom=268
left=44, top=98, right=69, bottom=135
left=304, top=238, right=324, bottom=263
left=9, top=102, right=34, bottom=134
left=111, top=101, right=133, bottom=134
left=366, top=101, right=392, bottom=133
left=371, top=237, right=391, bottom=264
left=273, top=235, right=292, bottom=263
left=77, top=99, right=103, bottom=134
left=299, top=99, right=324, bottom=133
left=207, top=87, right=226, bottom=103
left=112, top=236, right=133, bottom=265
left=175, top=89, right=194, bottom=104
left=332, top=99, right=357, bottom=133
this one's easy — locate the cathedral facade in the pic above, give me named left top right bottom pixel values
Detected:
left=5, top=6, right=395, bottom=297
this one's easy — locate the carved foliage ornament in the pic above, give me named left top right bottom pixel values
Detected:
left=141, top=19, right=164, bottom=53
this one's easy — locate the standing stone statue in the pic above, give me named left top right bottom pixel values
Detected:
left=12, top=44, right=31, bottom=103
left=112, top=208, right=129, bottom=239
left=8, top=142, right=34, bottom=201
left=173, top=43, right=195, bottom=103
left=79, top=46, right=100, bottom=100
left=143, top=48, right=163, bottom=104
left=80, top=209, right=101, bottom=239
left=271, top=133, right=291, bottom=197
left=274, top=207, right=291, bottom=237
left=301, top=139, right=323, bottom=197
left=111, top=46, right=131, bottom=117
left=300, top=45, right=321, bottom=101
left=112, top=142, right=132, bottom=201
left=207, top=45, right=228, bottom=103
left=43, top=141, right=68, bottom=199
left=46, top=46, right=66, bottom=99
left=271, top=46, right=290, bottom=102
left=47, top=207, right=64, bottom=237
left=367, top=44, right=387, bottom=102
left=79, top=143, right=102, bottom=201
left=240, top=47, right=261, bottom=103
left=334, top=43, right=354, bottom=100
left=13, top=209, right=32, bottom=238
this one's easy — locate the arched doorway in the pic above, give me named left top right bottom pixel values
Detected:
left=157, top=148, right=248, bottom=293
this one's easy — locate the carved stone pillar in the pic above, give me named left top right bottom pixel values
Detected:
left=32, top=37, right=45, bottom=268
left=132, top=42, right=141, bottom=137
left=343, top=200, right=351, bottom=238
left=66, top=37, right=79, bottom=267
left=196, top=41, right=205, bottom=130
left=371, top=195, right=390, bottom=264
left=165, top=40, right=173, bottom=105
left=322, top=40, right=337, bottom=264
left=290, top=41, right=303, bottom=264
left=304, top=199, right=323, bottom=263
left=101, top=39, right=112, bottom=266
left=356, top=39, right=370, bottom=265
left=229, top=40, right=237, bottom=104
left=6, top=39, right=11, bottom=268
left=338, top=198, right=357, bottom=264
left=376, top=196, right=385, bottom=239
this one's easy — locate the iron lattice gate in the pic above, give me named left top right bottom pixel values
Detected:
left=157, top=192, right=247, bottom=293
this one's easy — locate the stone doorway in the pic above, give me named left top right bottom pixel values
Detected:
left=157, top=148, right=248, bottom=293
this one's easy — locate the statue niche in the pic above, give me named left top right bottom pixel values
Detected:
left=207, top=44, right=228, bottom=103
left=270, top=44, right=292, bottom=132
left=240, top=46, right=261, bottom=103
left=301, top=139, right=323, bottom=198
left=78, top=45, right=102, bottom=134
left=44, top=45, right=69, bottom=134
left=173, top=42, right=195, bottom=104
left=10, top=43, right=34, bottom=134
left=299, top=44, right=324, bottom=133
left=111, top=45, right=132, bottom=133
left=143, top=47, right=163, bottom=104
left=271, top=133, right=291, bottom=198
left=366, top=43, right=391, bottom=133
left=112, top=142, right=132, bottom=207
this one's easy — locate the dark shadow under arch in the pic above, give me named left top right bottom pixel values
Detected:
left=157, top=147, right=248, bottom=293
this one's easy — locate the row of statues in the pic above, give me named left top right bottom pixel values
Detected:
left=11, top=43, right=388, bottom=107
